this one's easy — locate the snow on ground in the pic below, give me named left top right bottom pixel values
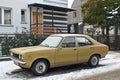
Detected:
left=0, top=51, right=120, bottom=80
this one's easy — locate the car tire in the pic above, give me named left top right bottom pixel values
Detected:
left=31, top=60, right=49, bottom=76
left=88, top=55, right=99, bottom=67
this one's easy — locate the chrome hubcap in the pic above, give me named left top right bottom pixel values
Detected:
left=36, top=62, right=46, bottom=73
left=91, top=56, right=98, bottom=66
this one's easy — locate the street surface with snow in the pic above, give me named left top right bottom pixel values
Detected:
left=0, top=51, right=120, bottom=80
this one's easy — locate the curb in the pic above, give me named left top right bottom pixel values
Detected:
left=0, top=57, right=11, bottom=61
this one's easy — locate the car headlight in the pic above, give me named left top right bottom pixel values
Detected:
left=19, top=55, right=23, bottom=60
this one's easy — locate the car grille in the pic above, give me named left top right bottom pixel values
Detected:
left=12, top=53, right=19, bottom=59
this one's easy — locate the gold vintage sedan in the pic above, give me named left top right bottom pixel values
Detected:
left=10, top=34, right=108, bottom=75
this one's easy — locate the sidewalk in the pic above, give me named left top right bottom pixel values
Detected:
left=109, top=51, right=120, bottom=54
left=108, top=51, right=120, bottom=58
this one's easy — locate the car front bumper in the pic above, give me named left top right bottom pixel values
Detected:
left=10, top=57, right=27, bottom=65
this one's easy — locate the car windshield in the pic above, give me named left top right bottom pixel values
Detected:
left=40, top=36, right=62, bottom=48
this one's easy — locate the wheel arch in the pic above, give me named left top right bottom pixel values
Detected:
left=31, top=58, right=50, bottom=69
left=90, top=53, right=101, bottom=59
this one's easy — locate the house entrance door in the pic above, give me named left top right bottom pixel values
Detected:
left=32, top=12, right=43, bottom=34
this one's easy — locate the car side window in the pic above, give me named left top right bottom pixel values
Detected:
left=76, top=37, right=92, bottom=46
left=61, top=37, right=75, bottom=48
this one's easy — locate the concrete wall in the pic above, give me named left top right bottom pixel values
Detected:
left=68, top=0, right=87, bottom=24
left=68, top=0, right=87, bottom=34
left=68, top=6, right=83, bottom=24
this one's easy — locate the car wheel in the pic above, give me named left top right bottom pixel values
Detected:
left=31, top=60, right=49, bottom=76
left=88, top=55, right=99, bottom=67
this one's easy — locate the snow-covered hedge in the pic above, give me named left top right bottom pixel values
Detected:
left=1, top=34, right=47, bottom=56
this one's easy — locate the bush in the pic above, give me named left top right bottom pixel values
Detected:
left=1, top=34, right=46, bottom=56
left=1, top=36, right=10, bottom=56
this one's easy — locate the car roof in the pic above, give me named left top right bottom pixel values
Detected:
left=51, top=34, right=99, bottom=44
left=51, top=34, right=87, bottom=37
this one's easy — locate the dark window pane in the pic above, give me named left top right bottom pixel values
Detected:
left=62, top=37, right=75, bottom=48
left=4, top=9, right=11, bottom=24
left=76, top=37, right=92, bottom=46
left=21, top=11, right=25, bottom=15
left=21, top=10, right=26, bottom=22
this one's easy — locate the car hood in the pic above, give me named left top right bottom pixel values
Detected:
left=10, top=46, right=55, bottom=55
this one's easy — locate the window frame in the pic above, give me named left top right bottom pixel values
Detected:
left=0, top=7, right=13, bottom=25
left=4, top=8, right=12, bottom=24
left=60, top=37, right=76, bottom=48
left=21, top=9, right=27, bottom=24
left=73, top=11, right=77, bottom=18
left=75, top=36, right=93, bottom=47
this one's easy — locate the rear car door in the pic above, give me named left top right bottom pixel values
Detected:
left=76, top=36, right=94, bottom=63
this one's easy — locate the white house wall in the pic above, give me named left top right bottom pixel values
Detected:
left=0, top=0, right=30, bottom=34
left=28, top=0, right=43, bottom=4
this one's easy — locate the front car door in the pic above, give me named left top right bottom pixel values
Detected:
left=76, top=36, right=94, bottom=63
left=55, top=37, right=77, bottom=67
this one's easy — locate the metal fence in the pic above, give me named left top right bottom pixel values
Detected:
left=91, top=35, right=120, bottom=50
